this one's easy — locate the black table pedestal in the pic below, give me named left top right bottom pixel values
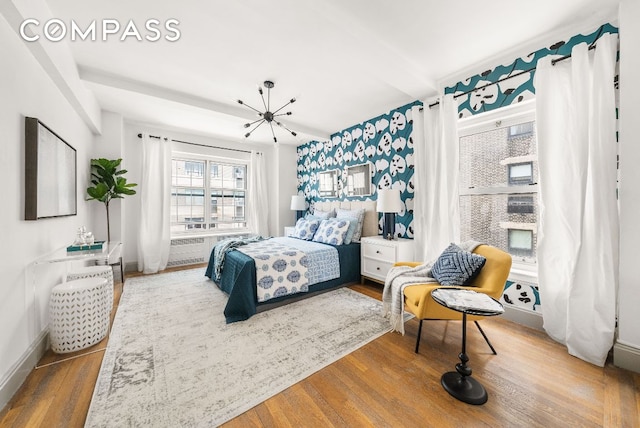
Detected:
left=441, top=371, right=488, bottom=405
left=440, top=311, right=488, bottom=405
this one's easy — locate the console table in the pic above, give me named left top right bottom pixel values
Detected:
left=431, top=287, right=504, bottom=405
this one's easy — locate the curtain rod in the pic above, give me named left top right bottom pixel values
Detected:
left=424, top=44, right=597, bottom=110
left=137, top=133, right=259, bottom=154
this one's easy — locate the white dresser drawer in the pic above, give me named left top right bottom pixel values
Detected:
left=362, top=258, right=392, bottom=281
left=363, top=242, right=396, bottom=260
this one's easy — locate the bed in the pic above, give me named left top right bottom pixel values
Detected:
left=205, top=200, right=378, bottom=323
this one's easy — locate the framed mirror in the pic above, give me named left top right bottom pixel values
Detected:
left=318, top=169, right=339, bottom=198
left=346, top=163, right=371, bottom=196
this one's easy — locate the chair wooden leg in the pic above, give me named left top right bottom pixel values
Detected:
left=415, top=319, right=423, bottom=354
left=474, top=321, right=497, bottom=355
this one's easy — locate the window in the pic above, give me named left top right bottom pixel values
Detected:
left=508, top=162, right=533, bottom=185
left=508, top=229, right=534, bottom=256
left=171, top=158, right=247, bottom=234
left=507, top=122, right=534, bottom=140
left=507, top=195, right=534, bottom=214
left=458, top=102, right=538, bottom=264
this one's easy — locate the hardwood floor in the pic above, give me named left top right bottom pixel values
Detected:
left=1, top=266, right=639, bottom=427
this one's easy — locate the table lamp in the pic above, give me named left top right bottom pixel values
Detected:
left=290, top=195, right=306, bottom=221
left=377, top=189, right=402, bottom=240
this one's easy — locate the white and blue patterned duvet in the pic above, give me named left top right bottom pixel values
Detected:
left=236, top=237, right=339, bottom=302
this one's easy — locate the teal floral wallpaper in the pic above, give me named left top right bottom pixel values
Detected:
left=444, top=22, right=618, bottom=313
left=295, top=23, right=618, bottom=312
left=296, top=100, right=421, bottom=239
left=446, top=23, right=618, bottom=118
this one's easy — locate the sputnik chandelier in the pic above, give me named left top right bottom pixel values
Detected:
left=237, top=80, right=297, bottom=143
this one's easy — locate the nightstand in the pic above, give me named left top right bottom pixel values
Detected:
left=284, top=226, right=295, bottom=237
left=360, top=236, right=414, bottom=283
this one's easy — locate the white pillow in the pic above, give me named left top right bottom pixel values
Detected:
left=336, top=208, right=365, bottom=242
left=312, top=208, right=336, bottom=219
left=312, top=218, right=351, bottom=245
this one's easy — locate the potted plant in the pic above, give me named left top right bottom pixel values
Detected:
left=87, top=158, right=137, bottom=242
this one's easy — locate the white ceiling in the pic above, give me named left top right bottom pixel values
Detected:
left=46, top=0, right=619, bottom=145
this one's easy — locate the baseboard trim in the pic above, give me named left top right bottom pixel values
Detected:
left=613, top=341, right=640, bottom=374
left=502, top=305, right=544, bottom=331
left=124, top=261, right=137, bottom=274
left=0, top=330, right=48, bottom=410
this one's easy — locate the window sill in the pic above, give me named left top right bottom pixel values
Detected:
left=509, top=262, right=538, bottom=284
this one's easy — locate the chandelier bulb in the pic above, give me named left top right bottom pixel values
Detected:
left=237, top=99, right=243, bottom=104
left=244, top=132, right=251, bottom=138
left=290, top=98, right=296, bottom=103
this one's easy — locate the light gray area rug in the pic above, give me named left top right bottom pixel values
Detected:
left=85, top=268, right=393, bottom=427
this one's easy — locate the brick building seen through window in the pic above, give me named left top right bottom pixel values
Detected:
left=459, top=115, right=538, bottom=263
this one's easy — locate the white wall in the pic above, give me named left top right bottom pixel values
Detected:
left=0, top=0, right=101, bottom=133
left=0, top=15, right=96, bottom=405
left=121, top=123, right=297, bottom=268
left=615, top=0, right=640, bottom=371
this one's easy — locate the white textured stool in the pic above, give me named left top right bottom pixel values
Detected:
left=49, top=277, right=110, bottom=354
left=67, top=265, right=114, bottom=312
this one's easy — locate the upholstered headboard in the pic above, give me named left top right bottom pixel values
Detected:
left=313, top=200, right=378, bottom=238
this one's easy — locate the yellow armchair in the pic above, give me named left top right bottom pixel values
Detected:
left=400, top=245, right=512, bottom=354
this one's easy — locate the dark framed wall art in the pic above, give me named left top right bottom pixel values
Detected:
left=25, top=117, right=77, bottom=220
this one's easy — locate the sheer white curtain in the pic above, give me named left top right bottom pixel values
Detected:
left=247, top=151, right=269, bottom=236
left=535, top=33, right=618, bottom=366
left=411, top=105, right=427, bottom=261
left=415, top=94, right=460, bottom=262
left=137, top=133, right=171, bottom=274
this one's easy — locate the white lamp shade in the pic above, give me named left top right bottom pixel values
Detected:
left=290, top=195, right=306, bottom=211
left=377, top=189, right=402, bottom=213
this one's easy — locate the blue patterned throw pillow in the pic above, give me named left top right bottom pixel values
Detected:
left=312, top=218, right=351, bottom=245
left=431, top=243, right=486, bottom=286
left=340, top=217, right=358, bottom=245
left=336, top=208, right=365, bottom=242
left=291, top=218, right=320, bottom=240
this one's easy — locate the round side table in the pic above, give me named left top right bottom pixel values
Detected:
left=431, top=287, right=504, bottom=405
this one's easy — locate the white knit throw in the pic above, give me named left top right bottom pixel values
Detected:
left=382, top=240, right=482, bottom=334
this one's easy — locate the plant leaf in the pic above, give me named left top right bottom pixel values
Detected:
left=87, top=158, right=137, bottom=204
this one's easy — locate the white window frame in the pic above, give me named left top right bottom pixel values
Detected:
left=171, top=152, right=250, bottom=238
left=457, top=99, right=538, bottom=281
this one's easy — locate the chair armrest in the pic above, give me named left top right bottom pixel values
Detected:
left=393, top=261, right=421, bottom=268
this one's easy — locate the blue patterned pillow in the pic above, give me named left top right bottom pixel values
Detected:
left=340, top=217, right=358, bottom=245
left=291, top=218, right=320, bottom=241
left=431, top=243, right=486, bottom=286
left=312, top=218, right=351, bottom=245
left=336, top=208, right=365, bottom=242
